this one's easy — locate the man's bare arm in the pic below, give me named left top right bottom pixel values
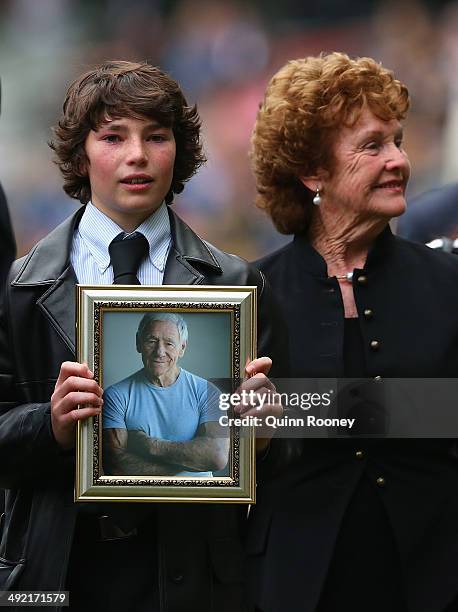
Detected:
left=129, top=422, right=229, bottom=472
left=103, top=428, right=179, bottom=476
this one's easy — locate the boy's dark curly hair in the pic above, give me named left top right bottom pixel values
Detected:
left=49, top=60, right=206, bottom=204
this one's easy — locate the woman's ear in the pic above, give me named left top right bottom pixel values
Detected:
left=299, top=175, right=320, bottom=193
left=299, top=167, right=329, bottom=193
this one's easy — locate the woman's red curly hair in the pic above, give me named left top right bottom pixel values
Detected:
left=251, top=52, right=410, bottom=234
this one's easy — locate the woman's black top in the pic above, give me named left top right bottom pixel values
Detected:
left=316, top=318, right=405, bottom=612
left=251, top=228, right=458, bottom=612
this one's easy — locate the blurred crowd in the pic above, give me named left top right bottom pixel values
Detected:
left=1, top=0, right=457, bottom=259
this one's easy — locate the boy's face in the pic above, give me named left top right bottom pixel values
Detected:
left=84, top=115, right=176, bottom=231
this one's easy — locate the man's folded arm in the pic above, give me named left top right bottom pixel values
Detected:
left=104, top=427, right=181, bottom=476
left=128, top=422, right=229, bottom=473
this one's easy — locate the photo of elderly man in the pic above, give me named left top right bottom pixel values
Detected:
left=103, top=312, right=228, bottom=477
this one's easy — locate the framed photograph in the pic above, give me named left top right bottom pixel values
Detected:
left=75, top=285, right=257, bottom=504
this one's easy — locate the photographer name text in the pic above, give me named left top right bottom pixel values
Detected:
left=219, top=414, right=355, bottom=430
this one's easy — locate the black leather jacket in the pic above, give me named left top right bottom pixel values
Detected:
left=0, top=206, right=286, bottom=611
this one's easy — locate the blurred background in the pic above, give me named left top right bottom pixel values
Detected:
left=1, top=0, right=458, bottom=260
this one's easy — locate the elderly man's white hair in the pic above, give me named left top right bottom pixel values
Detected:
left=137, top=312, right=188, bottom=345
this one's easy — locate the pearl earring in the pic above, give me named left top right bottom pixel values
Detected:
left=313, top=187, right=322, bottom=206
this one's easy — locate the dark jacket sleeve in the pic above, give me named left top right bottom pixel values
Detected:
left=0, top=280, right=72, bottom=489
left=256, top=270, right=290, bottom=378
left=251, top=264, right=303, bottom=481
left=0, top=183, right=16, bottom=294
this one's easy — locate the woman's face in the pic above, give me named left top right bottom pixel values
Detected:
left=320, top=107, right=410, bottom=221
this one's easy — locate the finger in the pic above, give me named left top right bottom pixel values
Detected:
left=56, top=361, right=93, bottom=386
left=60, top=376, right=103, bottom=398
left=54, top=392, right=103, bottom=416
left=234, top=384, right=278, bottom=415
left=55, top=361, right=94, bottom=389
left=236, top=373, right=276, bottom=395
left=245, top=357, right=272, bottom=378
left=63, top=405, right=102, bottom=423
left=236, top=398, right=281, bottom=416
left=242, top=403, right=283, bottom=419
left=51, top=380, right=101, bottom=408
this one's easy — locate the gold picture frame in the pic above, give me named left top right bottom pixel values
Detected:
left=75, top=285, right=256, bottom=504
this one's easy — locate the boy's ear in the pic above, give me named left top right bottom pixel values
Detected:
left=77, top=153, right=88, bottom=177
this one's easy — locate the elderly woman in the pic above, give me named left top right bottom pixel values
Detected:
left=246, top=53, right=458, bottom=612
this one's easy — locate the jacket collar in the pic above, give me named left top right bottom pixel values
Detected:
left=11, top=208, right=83, bottom=353
left=12, top=208, right=83, bottom=286
left=166, top=206, right=221, bottom=265
left=11, top=205, right=224, bottom=351
left=292, top=224, right=396, bottom=277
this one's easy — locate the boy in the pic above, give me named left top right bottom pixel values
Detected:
left=0, top=61, right=284, bottom=611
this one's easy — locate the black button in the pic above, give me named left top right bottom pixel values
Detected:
left=370, top=340, right=380, bottom=350
left=364, top=309, right=373, bottom=318
left=357, top=275, right=367, bottom=285
left=374, top=375, right=382, bottom=382
left=376, top=477, right=386, bottom=487
left=355, top=450, right=364, bottom=459
left=170, top=570, right=185, bottom=584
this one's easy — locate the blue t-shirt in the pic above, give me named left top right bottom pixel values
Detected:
left=103, top=368, right=221, bottom=477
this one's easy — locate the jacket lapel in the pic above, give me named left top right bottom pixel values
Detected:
left=11, top=207, right=85, bottom=354
left=164, top=208, right=222, bottom=284
left=36, top=266, right=78, bottom=352
left=163, top=246, right=204, bottom=285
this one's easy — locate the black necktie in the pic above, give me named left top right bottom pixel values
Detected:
left=108, top=232, right=149, bottom=285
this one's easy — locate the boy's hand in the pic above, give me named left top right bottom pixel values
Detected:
left=236, top=357, right=283, bottom=453
left=51, top=361, right=103, bottom=450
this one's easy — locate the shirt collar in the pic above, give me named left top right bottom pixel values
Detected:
left=135, top=202, right=171, bottom=272
left=77, top=202, right=171, bottom=273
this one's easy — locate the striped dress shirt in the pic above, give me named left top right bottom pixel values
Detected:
left=70, top=202, right=171, bottom=285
